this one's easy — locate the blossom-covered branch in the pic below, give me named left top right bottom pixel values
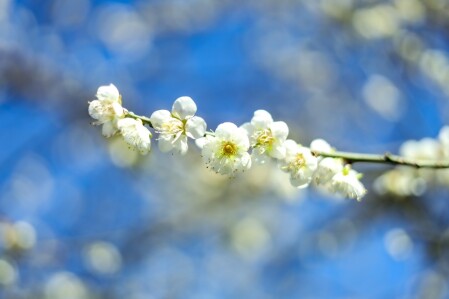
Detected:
left=88, top=84, right=449, bottom=201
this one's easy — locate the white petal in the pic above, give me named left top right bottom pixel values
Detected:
left=314, top=158, right=343, bottom=185
left=331, top=170, right=366, bottom=201
left=201, top=138, right=216, bottom=160
left=215, top=160, right=234, bottom=175
left=270, top=121, right=289, bottom=140
left=310, top=139, right=332, bottom=153
left=195, top=137, right=208, bottom=149
left=284, top=139, right=298, bottom=156
left=172, top=96, right=197, bottom=119
left=240, top=122, right=254, bottom=137
left=88, top=100, right=103, bottom=120
left=301, top=165, right=315, bottom=177
left=239, top=152, right=252, bottom=170
left=251, top=150, right=269, bottom=164
left=102, top=122, right=117, bottom=137
left=321, top=157, right=343, bottom=172
left=301, top=149, right=318, bottom=171
left=234, top=128, right=250, bottom=150
left=251, top=110, right=273, bottom=129
left=439, top=126, right=449, bottom=145
left=136, top=127, right=151, bottom=154
left=118, top=118, right=152, bottom=154
left=117, top=117, right=131, bottom=129
left=97, top=84, right=120, bottom=102
left=150, top=110, right=171, bottom=129
left=111, top=102, right=124, bottom=117
left=185, top=116, right=207, bottom=139
left=215, top=122, right=238, bottom=139
left=158, top=136, right=175, bottom=152
left=290, top=175, right=311, bottom=189
left=173, top=135, right=189, bottom=155
left=270, top=142, right=286, bottom=159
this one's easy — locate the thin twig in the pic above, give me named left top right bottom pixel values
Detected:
left=125, top=111, right=153, bottom=128
left=313, top=150, right=449, bottom=169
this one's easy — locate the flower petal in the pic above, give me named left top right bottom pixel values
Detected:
left=158, top=136, right=175, bottom=153
left=439, top=126, right=449, bottom=145
left=270, top=142, right=286, bottom=159
left=111, top=102, right=124, bottom=118
left=239, top=152, right=252, bottom=170
left=136, top=128, right=151, bottom=154
left=88, top=100, right=103, bottom=120
left=118, top=118, right=152, bottom=154
left=226, top=127, right=250, bottom=150
left=102, top=122, right=117, bottom=137
left=150, top=110, right=171, bottom=129
left=195, top=137, right=208, bottom=149
left=215, top=122, right=238, bottom=139
left=313, top=158, right=343, bottom=185
left=310, top=139, right=332, bottom=153
left=331, top=170, right=367, bottom=201
left=251, top=150, right=269, bottom=164
left=284, top=139, right=298, bottom=156
left=173, top=135, right=189, bottom=155
left=251, top=110, right=273, bottom=129
left=185, top=116, right=207, bottom=139
left=201, top=138, right=216, bottom=160
left=172, top=96, right=197, bottom=119
left=240, top=122, right=254, bottom=136
left=290, top=175, right=311, bottom=189
left=96, top=84, right=120, bottom=102
left=270, top=121, right=289, bottom=140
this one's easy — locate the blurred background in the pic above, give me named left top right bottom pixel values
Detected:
left=1, top=0, right=449, bottom=298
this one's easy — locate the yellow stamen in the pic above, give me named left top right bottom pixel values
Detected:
left=221, top=141, right=237, bottom=157
left=255, top=129, right=274, bottom=149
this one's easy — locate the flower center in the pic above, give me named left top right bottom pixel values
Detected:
left=221, top=141, right=237, bottom=157
left=100, top=104, right=117, bottom=120
left=295, top=153, right=305, bottom=166
left=284, top=153, right=305, bottom=172
left=255, top=129, right=274, bottom=149
left=160, top=119, right=184, bottom=135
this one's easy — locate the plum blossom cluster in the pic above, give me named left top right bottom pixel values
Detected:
left=88, top=84, right=152, bottom=154
left=89, top=84, right=367, bottom=200
left=375, top=126, right=449, bottom=197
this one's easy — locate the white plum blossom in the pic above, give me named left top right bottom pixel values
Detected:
left=314, top=157, right=344, bottom=186
left=88, top=84, right=124, bottom=137
left=309, top=139, right=344, bottom=185
left=280, top=140, right=318, bottom=188
left=330, top=166, right=367, bottom=201
left=200, top=122, right=251, bottom=175
left=241, top=110, right=289, bottom=163
left=150, top=96, right=206, bottom=155
left=117, top=118, right=152, bottom=154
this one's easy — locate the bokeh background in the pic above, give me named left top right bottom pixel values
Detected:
left=1, top=0, right=449, bottom=298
